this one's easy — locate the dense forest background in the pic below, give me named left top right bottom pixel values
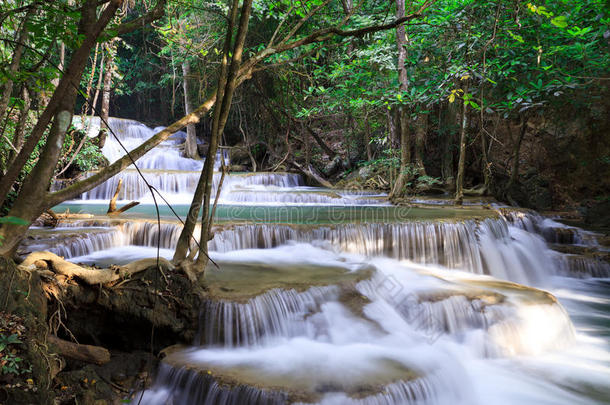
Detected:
left=1, top=0, right=609, bottom=232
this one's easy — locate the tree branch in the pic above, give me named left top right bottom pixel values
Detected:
left=111, top=0, right=167, bottom=37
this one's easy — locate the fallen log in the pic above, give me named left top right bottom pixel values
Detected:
left=20, top=251, right=174, bottom=285
left=48, top=335, right=110, bottom=365
left=289, top=161, right=334, bottom=188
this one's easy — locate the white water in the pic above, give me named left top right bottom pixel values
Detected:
left=46, top=118, right=610, bottom=404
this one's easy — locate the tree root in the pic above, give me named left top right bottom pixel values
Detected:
left=20, top=251, right=174, bottom=286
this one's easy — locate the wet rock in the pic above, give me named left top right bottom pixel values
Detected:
left=346, top=166, right=374, bottom=182
left=324, top=155, right=346, bottom=177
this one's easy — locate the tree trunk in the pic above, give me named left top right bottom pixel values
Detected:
left=193, top=0, right=253, bottom=279
left=389, top=0, right=411, bottom=199
left=7, top=86, right=30, bottom=169
left=99, top=42, right=115, bottom=148
left=0, top=110, right=73, bottom=256
left=441, top=104, right=456, bottom=189
left=454, top=84, right=469, bottom=205
left=480, top=112, right=491, bottom=194
left=182, top=61, right=199, bottom=159
left=173, top=0, right=242, bottom=265
left=507, top=115, right=528, bottom=191
left=364, top=109, right=373, bottom=160
left=414, top=113, right=427, bottom=177
left=390, top=108, right=411, bottom=198
left=0, top=9, right=31, bottom=124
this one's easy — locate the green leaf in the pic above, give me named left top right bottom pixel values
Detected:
left=0, top=217, right=29, bottom=226
left=551, top=16, right=568, bottom=29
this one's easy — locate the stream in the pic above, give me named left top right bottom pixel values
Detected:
left=29, top=118, right=610, bottom=404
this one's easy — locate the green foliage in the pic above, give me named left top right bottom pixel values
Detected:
left=0, top=334, right=29, bottom=376
left=57, top=129, right=105, bottom=174
left=74, top=140, right=105, bottom=172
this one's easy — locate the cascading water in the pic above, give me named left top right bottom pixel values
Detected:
left=34, top=117, right=610, bottom=404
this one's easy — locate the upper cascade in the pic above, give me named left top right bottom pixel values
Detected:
left=70, top=116, right=389, bottom=205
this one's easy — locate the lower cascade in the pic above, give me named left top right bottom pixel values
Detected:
left=33, top=118, right=610, bottom=404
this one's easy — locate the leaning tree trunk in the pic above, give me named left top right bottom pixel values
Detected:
left=173, top=0, right=242, bottom=265
left=193, top=0, right=253, bottom=280
left=182, top=61, right=199, bottom=159
left=454, top=83, right=469, bottom=205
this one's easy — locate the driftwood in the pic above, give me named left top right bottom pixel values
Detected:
left=107, top=178, right=140, bottom=215
left=21, top=251, right=174, bottom=285
left=289, top=161, right=334, bottom=188
left=48, top=335, right=110, bottom=365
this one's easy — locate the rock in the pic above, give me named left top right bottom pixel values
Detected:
left=324, top=155, right=346, bottom=177
left=229, top=164, right=247, bottom=172
left=346, top=166, right=373, bottom=182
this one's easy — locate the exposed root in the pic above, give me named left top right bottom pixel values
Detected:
left=20, top=251, right=174, bottom=286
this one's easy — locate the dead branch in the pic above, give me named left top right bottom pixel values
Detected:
left=107, top=178, right=140, bottom=215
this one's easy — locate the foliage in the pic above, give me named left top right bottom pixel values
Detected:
left=0, top=313, right=30, bottom=378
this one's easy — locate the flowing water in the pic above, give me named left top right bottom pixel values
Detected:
left=32, top=118, right=610, bottom=404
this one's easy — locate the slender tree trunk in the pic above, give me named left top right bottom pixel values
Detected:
left=507, top=115, right=528, bottom=190
left=391, top=109, right=411, bottom=198
left=81, top=43, right=100, bottom=117
left=454, top=83, right=469, bottom=205
left=0, top=8, right=31, bottom=122
left=479, top=107, right=491, bottom=194
left=173, top=0, right=241, bottom=264
left=414, top=112, right=427, bottom=177
left=89, top=52, right=105, bottom=119
left=182, top=61, right=199, bottom=159
left=387, top=108, right=398, bottom=149
left=364, top=109, right=373, bottom=160
left=441, top=104, right=456, bottom=189
left=7, top=86, right=30, bottom=169
left=194, top=0, right=253, bottom=278
left=99, top=43, right=115, bottom=148
left=390, top=0, right=411, bottom=199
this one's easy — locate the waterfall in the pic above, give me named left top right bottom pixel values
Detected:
left=40, top=117, right=610, bottom=404
left=200, top=286, right=339, bottom=347
left=27, top=212, right=605, bottom=284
